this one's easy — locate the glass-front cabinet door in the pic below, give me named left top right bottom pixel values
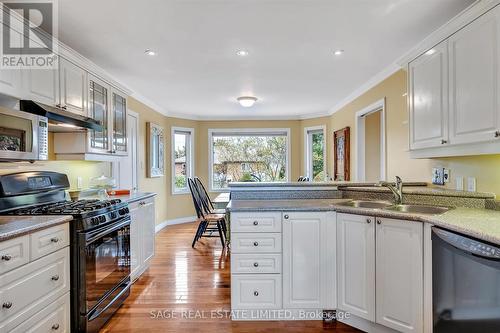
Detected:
left=88, top=75, right=110, bottom=153
left=111, top=89, right=127, bottom=155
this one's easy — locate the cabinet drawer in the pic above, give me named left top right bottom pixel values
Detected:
left=231, top=274, right=282, bottom=310
left=0, top=236, right=29, bottom=275
left=231, top=233, right=281, bottom=253
left=30, top=223, right=69, bottom=261
left=231, top=254, right=281, bottom=274
left=0, top=247, right=69, bottom=323
left=231, top=212, right=282, bottom=233
left=7, top=292, right=70, bottom=333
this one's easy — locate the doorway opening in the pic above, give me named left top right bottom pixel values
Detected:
left=355, top=98, right=386, bottom=182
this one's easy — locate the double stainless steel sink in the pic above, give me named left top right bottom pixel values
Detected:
left=337, top=200, right=451, bottom=215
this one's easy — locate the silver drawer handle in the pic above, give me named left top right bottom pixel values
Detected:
left=253, top=221, right=259, bottom=226
left=50, top=237, right=59, bottom=243
left=1, top=254, right=12, bottom=261
left=284, top=214, right=289, bottom=219
left=253, top=241, right=259, bottom=247
left=253, top=291, right=259, bottom=296
left=377, top=220, right=382, bottom=225
left=2, top=301, right=12, bottom=309
left=253, top=262, right=259, bottom=267
left=52, top=323, right=60, bottom=330
left=366, top=218, right=371, bottom=224
left=51, top=275, right=60, bottom=281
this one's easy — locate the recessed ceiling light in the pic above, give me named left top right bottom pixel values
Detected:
left=145, top=49, right=157, bottom=56
left=237, top=96, right=258, bottom=107
left=425, top=49, right=436, bottom=56
left=236, top=50, right=249, bottom=57
left=334, top=49, right=344, bottom=56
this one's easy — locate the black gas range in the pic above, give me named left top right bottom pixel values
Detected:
left=0, top=171, right=131, bottom=333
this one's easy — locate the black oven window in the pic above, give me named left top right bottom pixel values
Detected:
left=85, top=225, right=130, bottom=310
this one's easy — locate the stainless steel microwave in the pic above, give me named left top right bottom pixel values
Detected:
left=0, top=108, right=48, bottom=161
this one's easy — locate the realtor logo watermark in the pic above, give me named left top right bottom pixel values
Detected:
left=0, top=0, right=58, bottom=69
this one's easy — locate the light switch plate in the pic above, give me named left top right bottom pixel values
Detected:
left=443, top=169, right=450, bottom=183
left=467, top=177, right=476, bottom=192
left=77, top=177, right=83, bottom=189
left=456, top=176, right=464, bottom=191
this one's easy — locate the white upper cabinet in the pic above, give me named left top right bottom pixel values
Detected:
left=409, top=41, right=448, bottom=149
left=22, top=56, right=59, bottom=106
left=408, top=5, right=500, bottom=157
left=87, top=75, right=111, bottom=154
left=282, top=211, right=336, bottom=310
left=111, top=88, right=128, bottom=155
left=449, top=6, right=500, bottom=145
left=59, top=57, right=87, bottom=115
left=375, top=217, right=423, bottom=333
left=337, top=213, right=375, bottom=321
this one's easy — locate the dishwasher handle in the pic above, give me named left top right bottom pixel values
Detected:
left=432, top=227, right=500, bottom=261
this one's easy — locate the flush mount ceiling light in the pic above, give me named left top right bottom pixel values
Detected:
left=425, top=49, right=436, bottom=55
left=237, top=96, right=258, bottom=107
left=333, top=49, right=344, bottom=56
left=144, top=49, right=157, bottom=56
left=236, top=50, right=249, bottom=57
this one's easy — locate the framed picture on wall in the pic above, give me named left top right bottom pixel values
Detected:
left=147, top=122, right=165, bottom=178
left=334, top=126, right=350, bottom=181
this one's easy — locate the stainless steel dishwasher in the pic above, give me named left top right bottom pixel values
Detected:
left=432, top=227, right=500, bottom=332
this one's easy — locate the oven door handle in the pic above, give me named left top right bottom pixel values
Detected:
left=88, top=279, right=131, bottom=321
left=86, top=218, right=130, bottom=245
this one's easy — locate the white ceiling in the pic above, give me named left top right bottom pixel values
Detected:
left=58, top=0, right=474, bottom=120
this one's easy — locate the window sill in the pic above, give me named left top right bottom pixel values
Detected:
left=172, top=189, right=190, bottom=196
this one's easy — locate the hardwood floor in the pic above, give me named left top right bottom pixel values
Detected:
left=101, top=222, right=362, bottom=333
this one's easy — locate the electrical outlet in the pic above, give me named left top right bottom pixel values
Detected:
left=77, top=176, right=83, bottom=189
left=456, top=176, right=464, bottom=191
left=443, top=169, right=450, bottom=183
left=432, top=168, right=445, bottom=185
left=467, top=177, right=476, bottom=192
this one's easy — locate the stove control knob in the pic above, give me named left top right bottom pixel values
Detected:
left=90, top=217, right=98, bottom=225
left=110, top=212, right=117, bottom=219
left=99, top=216, right=106, bottom=223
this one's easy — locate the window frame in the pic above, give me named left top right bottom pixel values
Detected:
left=304, top=125, right=327, bottom=181
left=171, top=126, right=195, bottom=195
left=208, top=128, right=291, bottom=192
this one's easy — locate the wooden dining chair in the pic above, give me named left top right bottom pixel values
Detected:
left=188, top=178, right=226, bottom=248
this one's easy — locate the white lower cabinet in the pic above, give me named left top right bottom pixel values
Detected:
left=230, top=211, right=336, bottom=318
left=337, top=213, right=375, bottom=321
left=0, top=223, right=70, bottom=333
left=337, top=213, right=423, bottom=333
left=282, top=211, right=336, bottom=309
left=375, top=217, right=423, bottom=333
left=130, top=196, right=156, bottom=281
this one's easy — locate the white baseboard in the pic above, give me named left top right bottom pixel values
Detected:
left=155, top=215, right=197, bottom=233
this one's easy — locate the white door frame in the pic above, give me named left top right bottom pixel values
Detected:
left=112, top=109, right=139, bottom=190
left=354, top=98, right=386, bottom=182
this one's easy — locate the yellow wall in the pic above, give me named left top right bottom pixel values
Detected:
left=364, top=111, right=381, bottom=182
left=127, top=98, right=198, bottom=223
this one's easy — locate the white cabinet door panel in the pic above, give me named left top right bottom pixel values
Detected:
left=59, top=57, right=87, bottom=115
left=376, top=218, right=423, bottom=333
left=449, top=7, right=500, bottom=144
left=409, top=41, right=448, bottom=149
left=142, top=199, right=156, bottom=263
left=337, top=213, right=375, bottom=321
left=282, top=211, right=336, bottom=309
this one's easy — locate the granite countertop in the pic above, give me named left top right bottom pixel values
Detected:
left=228, top=199, right=500, bottom=245
left=340, top=186, right=495, bottom=199
left=228, top=181, right=427, bottom=188
left=0, top=215, right=73, bottom=242
left=107, top=192, right=157, bottom=204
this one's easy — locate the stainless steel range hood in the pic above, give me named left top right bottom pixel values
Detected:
left=19, top=100, right=103, bottom=131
